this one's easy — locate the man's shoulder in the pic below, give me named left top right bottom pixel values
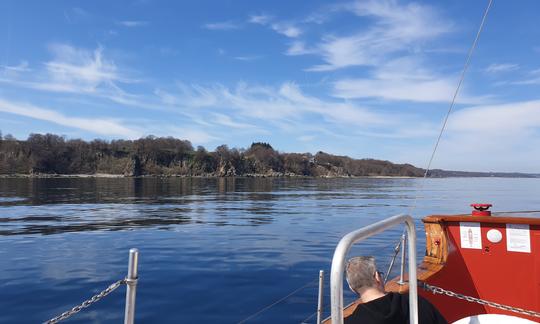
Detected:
left=417, top=294, right=449, bottom=324
left=389, top=292, right=448, bottom=324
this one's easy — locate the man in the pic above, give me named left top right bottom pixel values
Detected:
left=344, top=256, right=447, bottom=324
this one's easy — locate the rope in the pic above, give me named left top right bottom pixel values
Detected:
left=237, top=278, right=318, bottom=324
left=408, top=0, right=494, bottom=215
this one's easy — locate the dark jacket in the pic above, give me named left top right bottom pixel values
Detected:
left=344, top=292, right=448, bottom=324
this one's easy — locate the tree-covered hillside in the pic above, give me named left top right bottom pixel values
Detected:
left=0, top=133, right=423, bottom=177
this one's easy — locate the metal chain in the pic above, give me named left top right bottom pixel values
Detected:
left=44, top=279, right=126, bottom=324
left=421, top=282, right=540, bottom=318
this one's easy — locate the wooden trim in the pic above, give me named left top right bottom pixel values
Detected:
left=334, top=217, right=450, bottom=322
left=328, top=214, right=540, bottom=323
left=424, top=215, right=540, bottom=225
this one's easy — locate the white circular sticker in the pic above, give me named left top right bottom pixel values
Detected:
left=486, top=229, right=503, bottom=243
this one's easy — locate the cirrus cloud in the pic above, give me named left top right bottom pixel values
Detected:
left=298, top=0, right=452, bottom=71
left=0, top=98, right=140, bottom=138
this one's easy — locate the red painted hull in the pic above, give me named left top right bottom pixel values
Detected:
left=420, top=215, right=540, bottom=323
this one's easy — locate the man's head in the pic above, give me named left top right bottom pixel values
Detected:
left=345, top=256, right=384, bottom=295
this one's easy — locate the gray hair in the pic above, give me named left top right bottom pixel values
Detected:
left=345, top=256, right=378, bottom=293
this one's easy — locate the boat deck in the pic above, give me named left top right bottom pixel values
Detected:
left=327, top=212, right=540, bottom=323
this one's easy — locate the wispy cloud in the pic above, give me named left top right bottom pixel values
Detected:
left=0, top=98, right=140, bottom=138
left=233, top=55, right=261, bottom=61
left=212, top=113, right=257, bottom=129
left=332, top=57, right=488, bottom=104
left=0, top=44, right=155, bottom=109
left=248, top=14, right=272, bottom=25
left=271, top=23, right=302, bottom=38
left=44, top=44, right=128, bottom=89
left=248, top=14, right=302, bottom=38
left=117, top=20, right=148, bottom=27
left=298, top=135, right=315, bottom=142
left=303, top=11, right=331, bottom=25
left=485, top=63, right=519, bottom=74
left=155, top=81, right=436, bottom=139
left=155, top=83, right=218, bottom=107
left=0, top=96, right=220, bottom=143
left=63, top=7, right=90, bottom=24
left=302, top=0, right=451, bottom=71
left=285, top=41, right=314, bottom=56
left=511, top=68, right=540, bottom=85
left=449, top=100, right=540, bottom=134
left=334, top=77, right=458, bottom=103
left=203, top=21, right=239, bottom=30
left=435, top=100, right=540, bottom=172
left=1, top=61, right=30, bottom=73
left=162, top=126, right=218, bottom=144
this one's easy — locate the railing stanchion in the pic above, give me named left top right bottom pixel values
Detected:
left=317, top=270, right=324, bottom=324
left=124, top=248, right=139, bottom=324
left=398, top=233, right=406, bottom=285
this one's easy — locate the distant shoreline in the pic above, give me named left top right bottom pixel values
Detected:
left=4, top=135, right=537, bottom=179
left=0, top=173, right=419, bottom=179
left=1, top=173, right=538, bottom=179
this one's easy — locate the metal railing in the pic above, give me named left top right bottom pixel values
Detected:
left=44, top=248, right=139, bottom=324
left=329, top=214, right=418, bottom=324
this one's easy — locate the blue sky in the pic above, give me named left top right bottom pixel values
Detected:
left=1, top=0, right=540, bottom=172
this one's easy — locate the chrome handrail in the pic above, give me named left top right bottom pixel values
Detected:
left=330, top=214, right=418, bottom=324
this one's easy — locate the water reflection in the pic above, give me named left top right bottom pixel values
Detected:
left=2, top=177, right=537, bottom=237
left=0, top=177, right=418, bottom=236
left=1, top=177, right=539, bottom=323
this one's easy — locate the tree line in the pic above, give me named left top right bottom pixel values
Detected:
left=0, top=132, right=424, bottom=177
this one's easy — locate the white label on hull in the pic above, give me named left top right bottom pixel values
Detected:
left=459, top=222, right=482, bottom=249
left=506, top=224, right=531, bottom=253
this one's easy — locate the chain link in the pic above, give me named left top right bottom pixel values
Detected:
left=44, top=279, right=126, bottom=324
left=421, top=282, right=540, bottom=318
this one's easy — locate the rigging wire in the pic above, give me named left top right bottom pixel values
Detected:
left=493, top=210, right=540, bottom=215
left=300, top=310, right=318, bottom=324
left=238, top=243, right=407, bottom=323
left=236, top=278, right=319, bottom=324
left=240, top=2, right=496, bottom=323
left=390, top=0, right=494, bottom=287
left=408, top=0, right=494, bottom=215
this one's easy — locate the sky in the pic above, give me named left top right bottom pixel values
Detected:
left=1, top=0, right=540, bottom=173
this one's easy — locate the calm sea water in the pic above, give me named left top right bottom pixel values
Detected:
left=0, top=177, right=538, bottom=323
